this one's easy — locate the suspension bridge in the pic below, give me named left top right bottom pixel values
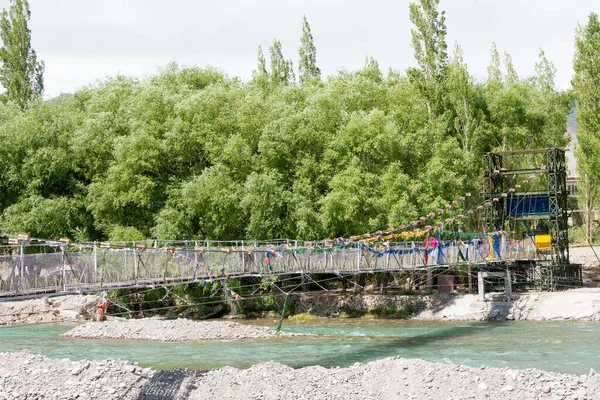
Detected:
left=0, top=148, right=583, bottom=299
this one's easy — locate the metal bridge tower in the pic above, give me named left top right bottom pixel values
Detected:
left=482, top=148, right=581, bottom=289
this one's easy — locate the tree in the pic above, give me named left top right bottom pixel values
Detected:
left=487, top=43, right=502, bottom=91
left=269, top=39, right=294, bottom=85
left=0, top=0, right=44, bottom=109
left=446, top=42, right=481, bottom=154
left=256, top=46, right=267, bottom=77
left=504, top=52, right=518, bottom=86
left=298, top=15, right=320, bottom=83
left=573, top=12, right=600, bottom=240
left=408, top=0, right=448, bottom=120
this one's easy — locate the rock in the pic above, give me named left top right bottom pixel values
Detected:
left=58, top=309, right=79, bottom=319
left=505, top=385, right=514, bottom=391
left=478, top=382, right=488, bottom=390
left=542, top=386, right=551, bottom=393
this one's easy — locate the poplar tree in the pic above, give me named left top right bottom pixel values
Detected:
left=0, top=0, right=44, bottom=109
left=408, top=0, right=448, bottom=121
left=269, top=39, right=294, bottom=85
left=256, top=45, right=267, bottom=77
left=298, top=15, right=320, bottom=83
left=487, top=43, right=502, bottom=89
left=503, top=52, right=518, bottom=86
left=573, top=12, right=600, bottom=240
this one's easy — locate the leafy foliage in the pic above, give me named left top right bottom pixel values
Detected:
left=0, top=2, right=573, bottom=242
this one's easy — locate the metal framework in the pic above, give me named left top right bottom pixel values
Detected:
left=482, top=148, right=580, bottom=288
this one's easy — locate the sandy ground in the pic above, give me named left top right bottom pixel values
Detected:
left=62, top=318, right=302, bottom=341
left=569, top=246, right=600, bottom=282
left=1, top=351, right=598, bottom=400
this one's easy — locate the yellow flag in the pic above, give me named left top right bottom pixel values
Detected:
left=486, top=236, right=494, bottom=262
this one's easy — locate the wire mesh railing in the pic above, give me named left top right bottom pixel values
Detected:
left=0, top=237, right=544, bottom=297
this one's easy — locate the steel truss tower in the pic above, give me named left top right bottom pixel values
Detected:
left=482, top=148, right=581, bottom=289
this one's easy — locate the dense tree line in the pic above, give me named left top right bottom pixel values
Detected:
left=0, top=1, right=573, bottom=242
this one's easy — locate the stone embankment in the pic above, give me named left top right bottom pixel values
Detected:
left=1, top=351, right=598, bottom=400
left=291, top=288, right=600, bottom=321
left=0, top=294, right=100, bottom=325
left=62, top=318, right=301, bottom=341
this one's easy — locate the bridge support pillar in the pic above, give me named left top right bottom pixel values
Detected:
left=478, top=271, right=512, bottom=301
left=426, top=270, right=433, bottom=293
left=223, top=279, right=237, bottom=316
left=478, top=272, right=485, bottom=302
left=353, top=274, right=366, bottom=294
left=378, top=272, right=389, bottom=294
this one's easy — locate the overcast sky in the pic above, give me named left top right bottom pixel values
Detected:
left=3, top=0, right=598, bottom=97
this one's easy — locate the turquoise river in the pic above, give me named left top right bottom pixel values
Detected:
left=1, top=319, right=599, bottom=374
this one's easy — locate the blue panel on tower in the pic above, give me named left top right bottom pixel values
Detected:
left=505, top=195, right=549, bottom=216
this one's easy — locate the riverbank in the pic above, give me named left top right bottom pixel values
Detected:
left=1, top=351, right=598, bottom=400
left=0, top=294, right=100, bottom=325
left=0, top=352, right=153, bottom=400
left=3, top=288, right=600, bottom=326
left=290, top=287, right=600, bottom=321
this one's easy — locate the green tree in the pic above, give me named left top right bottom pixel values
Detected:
left=446, top=42, right=486, bottom=154
left=573, top=12, right=600, bottom=240
left=0, top=0, right=44, bottom=109
left=298, top=15, right=320, bottom=84
left=487, top=42, right=502, bottom=92
left=269, top=39, right=294, bottom=85
left=408, top=0, right=448, bottom=120
left=504, top=52, right=518, bottom=86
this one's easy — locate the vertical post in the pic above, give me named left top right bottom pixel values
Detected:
left=467, top=265, right=472, bottom=294
left=426, top=269, right=433, bottom=293
left=93, top=242, right=98, bottom=284
left=223, top=278, right=236, bottom=316
left=133, top=247, right=138, bottom=284
left=19, top=243, right=24, bottom=293
left=62, top=246, right=67, bottom=292
left=478, top=271, right=485, bottom=301
left=194, top=240, right=199, bottom=279
left=504, top=269, right=512, bottom=298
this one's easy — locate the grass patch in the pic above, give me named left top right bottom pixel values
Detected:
left=290, top=312, right=317, bottom=321
left=339, top=304, right=416, bottom=319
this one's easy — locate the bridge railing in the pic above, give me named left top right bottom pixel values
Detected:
left=0, top=238, right=541, bottom=297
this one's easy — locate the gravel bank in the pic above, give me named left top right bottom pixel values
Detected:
left=0, top=352, right=153, bottom=400
left=187, top=357, right=600, bottom=400
left=62, top=318, right=299, bottom=341
left=2, top=352, right=598, bottom=400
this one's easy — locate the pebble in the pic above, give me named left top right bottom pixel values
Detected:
left=542, top=386, right=551, bottom=393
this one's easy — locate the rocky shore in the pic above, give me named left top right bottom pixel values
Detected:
left=1, top=351, right=598, bottom=400
left=62, top=318, right=301, bottom=341
left=0, top=352, right=153, bottom=400
left=0, top=295, right=100, bottom=325
left=187, top=357, right=600, bottom=400
left=291, top=288, right=600, bottom=321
